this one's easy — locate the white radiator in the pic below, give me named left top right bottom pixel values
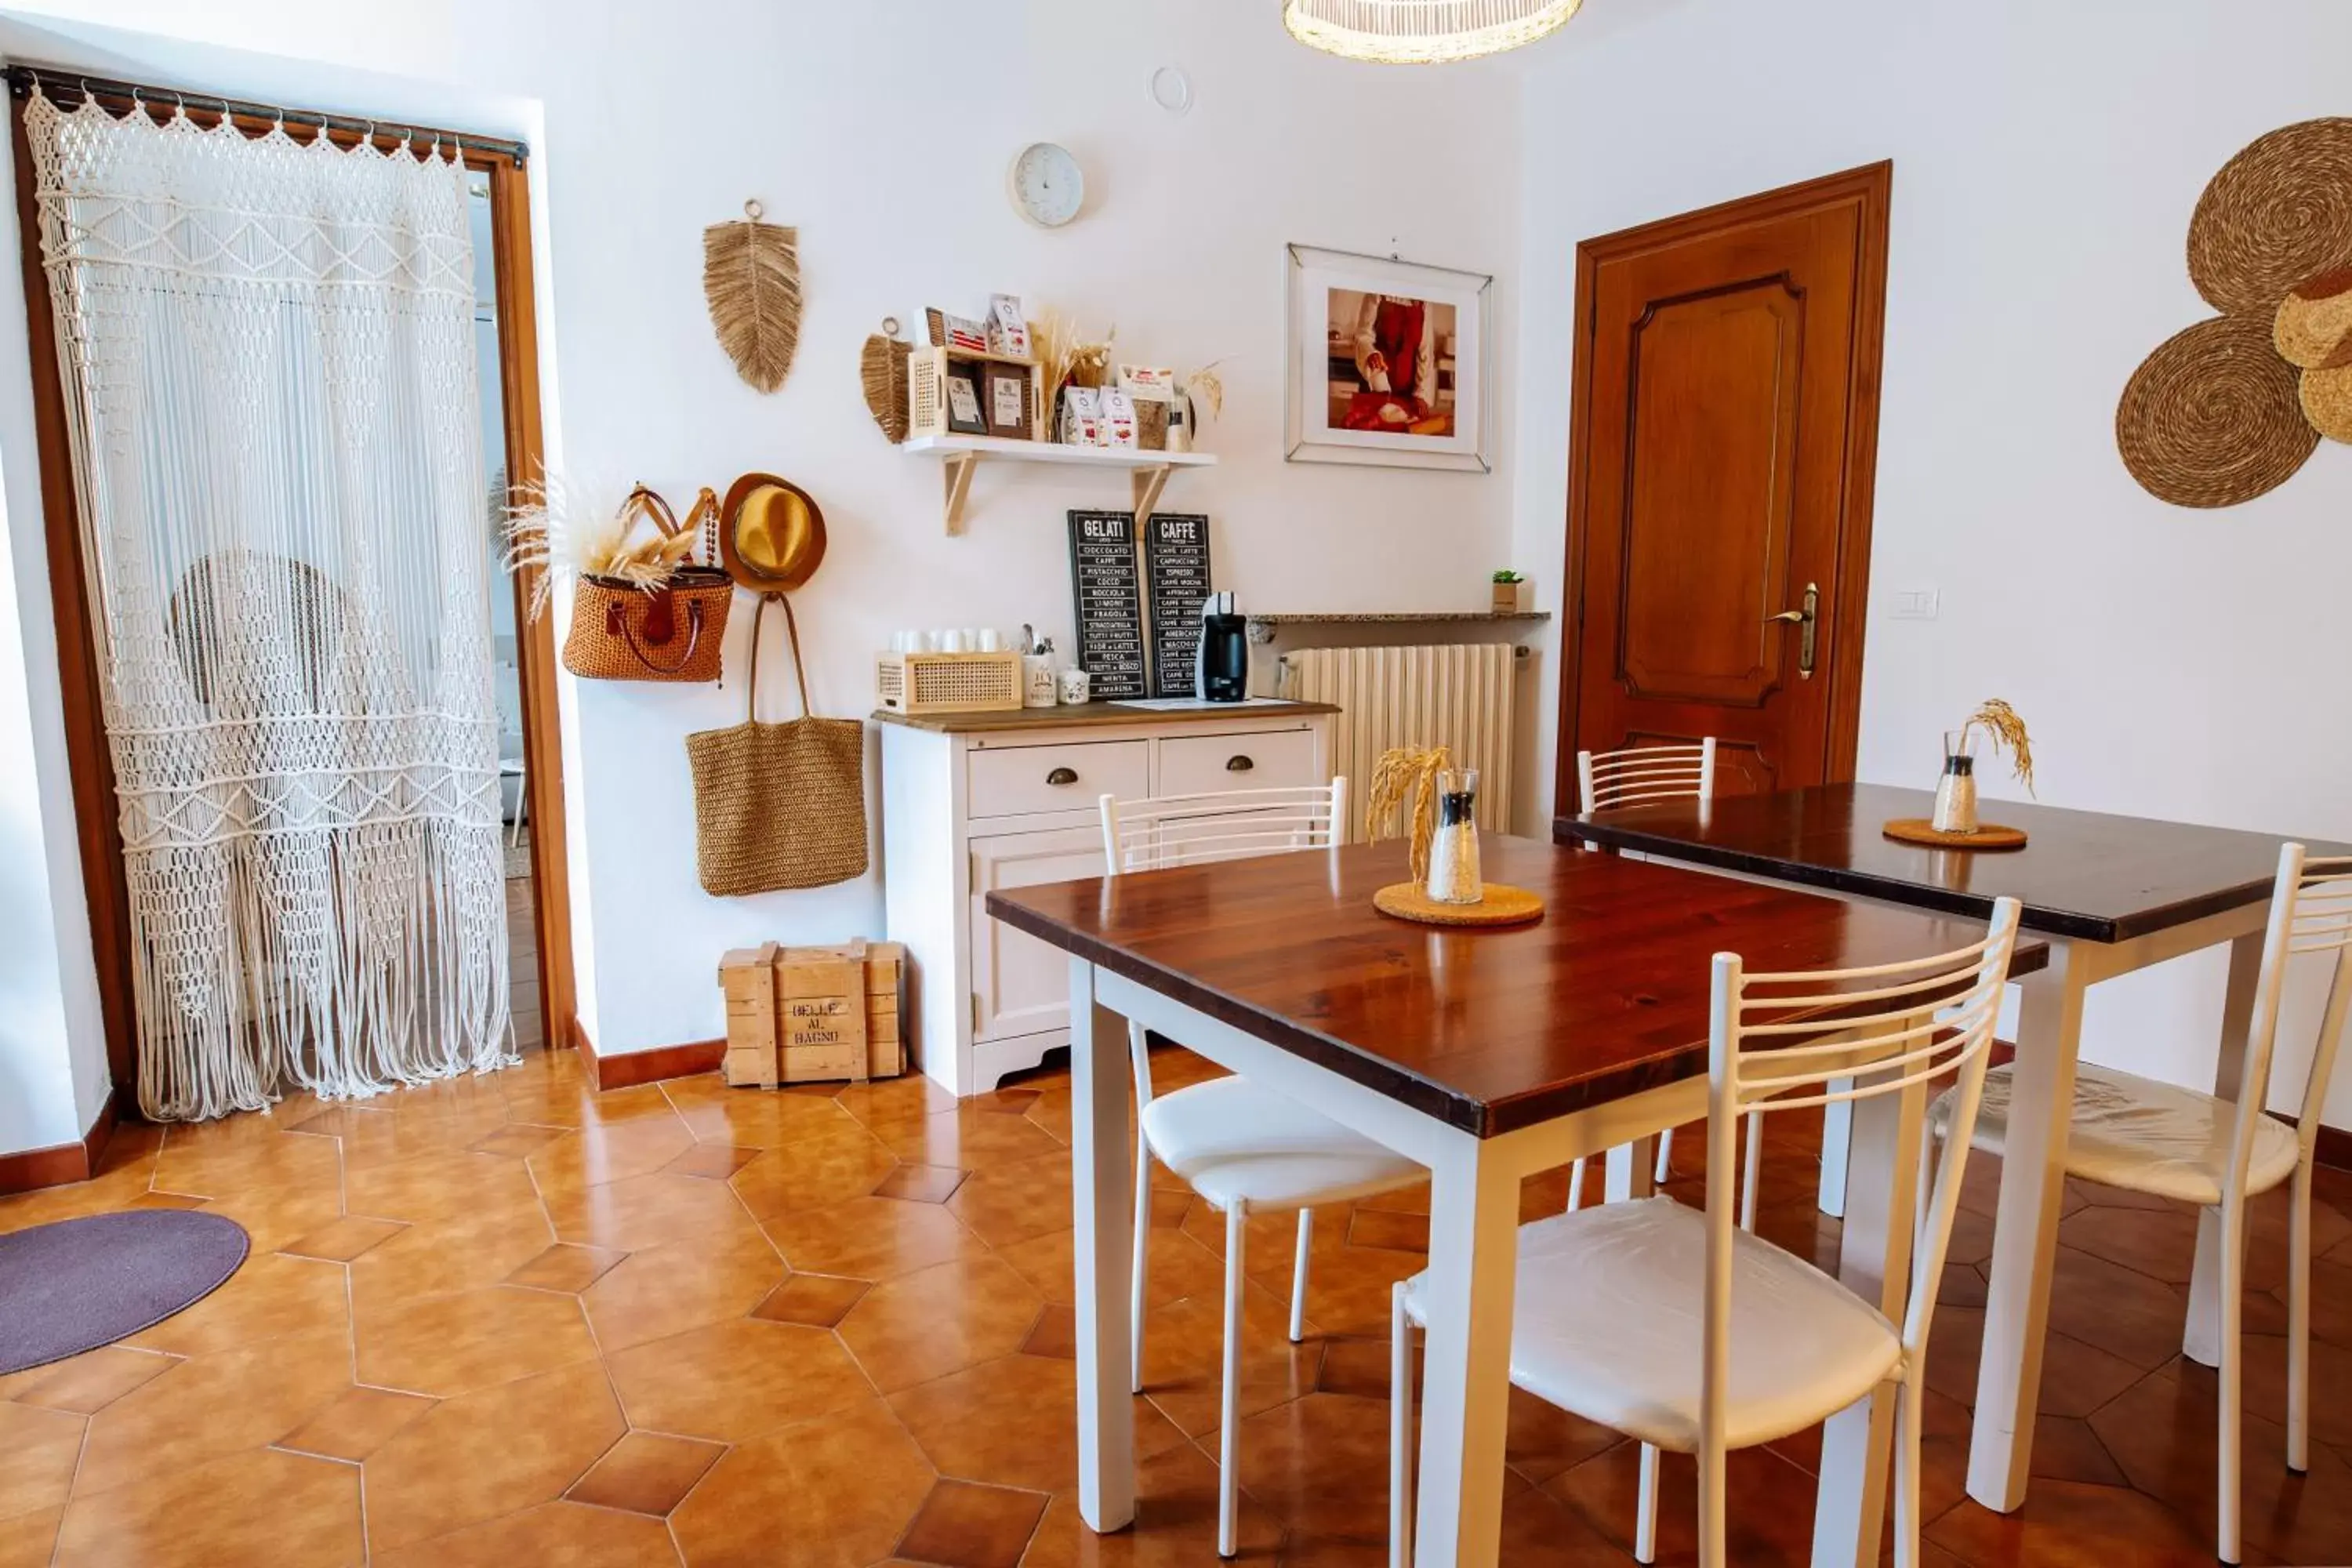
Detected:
left=1278, top=643, right=1517, bottom=842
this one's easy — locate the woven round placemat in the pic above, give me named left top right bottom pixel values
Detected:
left=2188, top=118, right=2352, bottom=316
left=1372, top=882, right=1545, bottom=927
left=2274, top=267, right=2352, bottom=369
left=1882, top=819, right=2028, bottom=851
left=2117, top=314, right=2318, bottom=507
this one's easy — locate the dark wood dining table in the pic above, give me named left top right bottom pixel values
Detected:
left=989, top=833, right=2045, bottom=1568
left=1555, top=782, right=2352, bottom=1525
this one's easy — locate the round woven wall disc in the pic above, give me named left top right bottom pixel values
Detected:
left=2117, top=314, right=2318, bottom=507
left=2188, top=118, right=2352, bottom=316
left=2300, top=362, right=2352, bottom=443
left=2274, top=267, right=2352, bottom=368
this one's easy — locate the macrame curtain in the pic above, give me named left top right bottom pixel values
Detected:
left=26, top=89, right=512, bottom=1120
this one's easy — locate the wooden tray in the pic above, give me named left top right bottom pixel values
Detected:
left=1882, top=818, right=2029, bottom=851
left=1373, top=883, right=1546, bottom=927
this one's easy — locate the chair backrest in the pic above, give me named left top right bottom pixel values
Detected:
left=1577, top=738, right=1716, bottom=813
left=1098, top=779, right=1348, bottom=1103
left=1099, top=779, right=1348, bottom=873
left=2228, top=844, right=2352, bottom=1198
left=1700, top=895, right=2023, bottom=1450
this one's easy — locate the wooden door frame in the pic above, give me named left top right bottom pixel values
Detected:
left=7, top=79, right=575, bottom=1105
left=1554, top=160, right=1892, bottom=815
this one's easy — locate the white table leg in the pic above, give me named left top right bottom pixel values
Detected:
left=1812, top=1058, right=1926, bottom=1567
left=2186, top=929, right=2266, bottom=1367
left=1967, top=940, right=2085, bottom=1512
left=1604, top=1135, right=1657, bottom=1202
left=1069, top=958, right=1136, bottom=1532
left=1411, top=1131, right=1521, bottom=1567
left=1816, top=1083, right=1853, bottom=1218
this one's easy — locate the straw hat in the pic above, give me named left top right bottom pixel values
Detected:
left=719, top=473, right=827, bottom=594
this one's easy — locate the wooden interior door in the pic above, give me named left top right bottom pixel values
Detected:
left=1559, top=163, right=1889, bottom=804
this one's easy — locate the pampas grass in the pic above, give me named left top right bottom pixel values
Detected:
left=1958, top=699, right=2035, bottom=793
left=503, top=473, right=691, bottom=622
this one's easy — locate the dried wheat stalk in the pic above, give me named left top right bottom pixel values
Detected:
left=1366, top=745, right=1453, bottom=884
left=1181, top=362, right=1225, bottom=421
left=1959, top=699, right=2035, bottom=793
left=703, top=202, right=801, bottom=394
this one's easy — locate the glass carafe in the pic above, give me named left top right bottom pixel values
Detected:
left=1932, top=731, right=1979, bottom=834
left=1425, top=768, right=1483, bottom=904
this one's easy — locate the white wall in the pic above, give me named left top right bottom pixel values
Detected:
left=0, top=0, right=1525, bottom=1113
left=1512, top=0, right=2352, bottom=1125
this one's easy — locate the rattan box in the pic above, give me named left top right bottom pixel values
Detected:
left=875, top=651, right=1024, bottom=714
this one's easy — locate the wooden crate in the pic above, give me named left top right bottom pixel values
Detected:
left=908, top=347, right=1045, bottom=441
left=719, top=940, right=906, bottom=1087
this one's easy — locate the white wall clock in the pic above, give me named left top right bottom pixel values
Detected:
left=1009, top=142, right=1085, bottom=228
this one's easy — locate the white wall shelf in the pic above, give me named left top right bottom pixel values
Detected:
left=902, top=434, right=1217, bottom=535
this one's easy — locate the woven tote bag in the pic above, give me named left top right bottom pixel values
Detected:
left=685, top=593, right=868, bottom=895
left=563, top=486, right=734, bottom=683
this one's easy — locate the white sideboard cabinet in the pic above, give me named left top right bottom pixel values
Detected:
left=877, top=701, right=1336, bottom=1096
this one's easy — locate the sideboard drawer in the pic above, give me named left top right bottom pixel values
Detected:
left=968, top=739, right=1149, bottom=820
left=1158, top=728, right=1319, bottom=797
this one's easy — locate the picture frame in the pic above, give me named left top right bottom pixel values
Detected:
left=1284, top=243, right=1490, bottom=473
left=943, top=367, right=988, bottom=435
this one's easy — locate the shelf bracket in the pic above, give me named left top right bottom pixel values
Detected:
left=1131, top=463, right=1173, bottom=528
left=942, top=451, right=979, bottom=536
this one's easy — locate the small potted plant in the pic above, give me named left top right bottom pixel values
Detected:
left=1491, top=569, right=1530, bottom=615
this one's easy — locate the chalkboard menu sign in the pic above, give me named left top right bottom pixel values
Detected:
left=1143, top=514, right=1214, bottom=698
left=1065, top=510, right=1148, bottom=699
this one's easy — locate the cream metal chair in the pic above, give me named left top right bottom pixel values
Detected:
left=1100, top=779, right=1426, bottom=1559
left=1391, top=897, right=2024, bottom=1568
left=1568, top=739, right=1725, bottom=1202
left=1924, top=843, right=2352, bottom=1565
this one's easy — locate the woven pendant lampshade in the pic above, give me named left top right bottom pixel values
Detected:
left=1283, top=0, right=1582, bottom=64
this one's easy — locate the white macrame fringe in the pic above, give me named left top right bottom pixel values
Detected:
left=26, top=89, right=514, bottom=1120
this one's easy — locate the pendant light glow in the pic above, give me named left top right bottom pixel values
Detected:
left=1283, top=0, right=1583, bottom=64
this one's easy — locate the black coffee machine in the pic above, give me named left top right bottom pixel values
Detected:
left=1193, top=592, right=1249, bottom=702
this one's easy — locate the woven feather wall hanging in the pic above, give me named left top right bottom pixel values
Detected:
left=861, top=316, right=912, bottom=442
left=703, top=199, right=802, bottom=394
left=2118, top=118, right=2352, bottom=507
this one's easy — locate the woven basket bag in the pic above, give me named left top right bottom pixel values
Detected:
left=562, top=485, right=734, bottom=683
left=685, top=593, right=868, bottom=895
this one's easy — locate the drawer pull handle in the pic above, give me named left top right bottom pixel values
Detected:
left=1045, top=767, right=1080, bottom=786
left=1225, top=755, right=1254, bottom=772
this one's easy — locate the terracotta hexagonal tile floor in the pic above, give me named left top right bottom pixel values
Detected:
left=6, top=1040, right=2352, bottom=1565
left=669, top=1396, right=935, bottom=1567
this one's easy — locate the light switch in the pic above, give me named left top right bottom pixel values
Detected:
left=1886, top=587, right=1940, bottom=621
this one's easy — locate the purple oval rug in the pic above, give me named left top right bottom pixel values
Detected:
left=0, top=1210, right=249, bottom=1374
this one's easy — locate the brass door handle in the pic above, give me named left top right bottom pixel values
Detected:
left=1764, top=582, right=1819, bottom=680
left=1045, top=767, right=1079, bottom=786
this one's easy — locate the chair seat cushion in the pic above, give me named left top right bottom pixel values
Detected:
left=1141, top=1076, right=1423, bottom=1211
left=1403, top=1196, right=1900, bottom=1453
left=1930, top=1062, right=2299, bottom=1207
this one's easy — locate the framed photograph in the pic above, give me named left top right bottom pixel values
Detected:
left=944, top=367, right=987, bottom=435
left=1284, top=243, right=1490, bottom=473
